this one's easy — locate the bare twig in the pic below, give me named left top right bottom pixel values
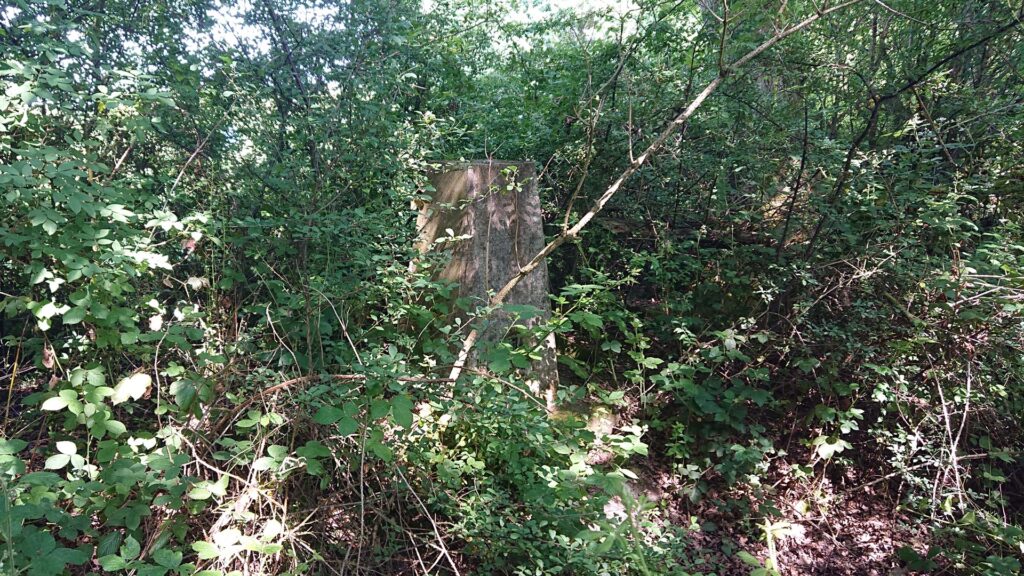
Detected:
left=395, top=466, right=462, bottom=576
left=448, top=0, right=866, bottom=382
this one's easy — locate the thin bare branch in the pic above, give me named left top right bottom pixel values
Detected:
left=448, top=0, right=866, bottom=383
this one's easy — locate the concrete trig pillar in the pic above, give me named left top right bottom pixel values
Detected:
left=416, top=160, right=558, bottom=409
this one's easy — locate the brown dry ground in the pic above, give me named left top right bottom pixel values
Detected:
left=628, top=453, right=937, bottom=575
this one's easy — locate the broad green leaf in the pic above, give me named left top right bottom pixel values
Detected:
left=337, top=416, right=360, bottom=436
left=97, top=553, right=127, bottom=569
left=369, top=441, right=393, bottom=462
left=40, top=396, right=68, bottom=411
left=737, top=550, right=762, bottom=567
left=313, top=405, right=344, bottom=425
left=0, top=439, right=28, bottom=454
left=44, top=454, right=71, bottom=469
left=121, top=536, right=141, bottom=560
left=104, top=420, right=127, bottom=436
left=152, top=548, right=182, bottom=568
left=63, top=306, right=87, bottom=324
left=370, top=399, right=390, bottom=420
left=97, top=532, right=123, bottom=557
left=111, top=373, right=151, bottom=405
left=391, top=395, right=414, bottom=428
left=192, top=541, right=219, bottom=560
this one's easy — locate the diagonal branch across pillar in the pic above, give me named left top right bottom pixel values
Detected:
left=416, top=160, right=558, bottom=410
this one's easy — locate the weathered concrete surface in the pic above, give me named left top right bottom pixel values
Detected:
left=417, top=160, right=558, bottom=407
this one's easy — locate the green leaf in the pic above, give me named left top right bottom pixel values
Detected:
left=21, top=472, right=61, bottom=486
left=51, top=547, right=88, bottom=565
left=487, top=348, right=512, bottom=373
left=737, top=550, right=762, bottom=567
left=0, top=439, right=28, bottom=454
left=111, top=373, right=151, bottom=405
left=641, top=357, right=664, bottom=369
left=40, top=395, right=69, bottom=411
left=391, top=395, right=414, bottom=428
left=104, top=420, right=127, bottom=436
left=44, top=454, right=71, bottom=469
left=369, top=441, right=393, bottom=462
left=121, top=535, right=141, bottom=560
left=56, top=441, right=76, bottom=455
left=152, top=548, right=182, bottom=568
left=337, top=416, right=360, bottom=436
left=63, top=306, right=87, bottom=324
left=812, top=435, right=852, bottom=460
left=370, top=399, right=390, bottom=420
left=297, top=441, right=331, bottom=459
left=313, top=405, right=344, bottom=425
left=137, top=564, right=170, bottom=576
left=252, top=457, right=276, bottom=471
left=97, top=532, right=123, bottom=557
left=188, top=487, right=212, bottom=500
left=192, top=541, right=219, bottom=560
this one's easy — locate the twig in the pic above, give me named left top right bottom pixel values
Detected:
left=169, top=119, right=224, bottom=196
left=850, top=453, right=990, bottom=492
left=448, top=0, right=865, bottom=382
left=395, top=466, right=461, bottom=576
left=2, top=339, right=21, bottom=435
left=261, top=374, right=455, bottom=396
left=912, top=87, right=958, bottom=169
left=109, top=145, right=133, bottom=178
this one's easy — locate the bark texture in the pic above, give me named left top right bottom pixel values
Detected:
left=419, top=161, right=558, bottom=408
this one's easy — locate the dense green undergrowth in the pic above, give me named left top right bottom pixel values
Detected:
left=2, top=0, right=1023, bottom=574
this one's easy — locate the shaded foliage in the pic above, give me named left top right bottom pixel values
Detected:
left=1, top=0, right=1023, bottom=574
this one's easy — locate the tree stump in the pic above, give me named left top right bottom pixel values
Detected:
left=416, top=160, right=558, bottom=409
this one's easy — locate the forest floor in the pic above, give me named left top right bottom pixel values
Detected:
left=626, top=442, right=935, bottom=575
